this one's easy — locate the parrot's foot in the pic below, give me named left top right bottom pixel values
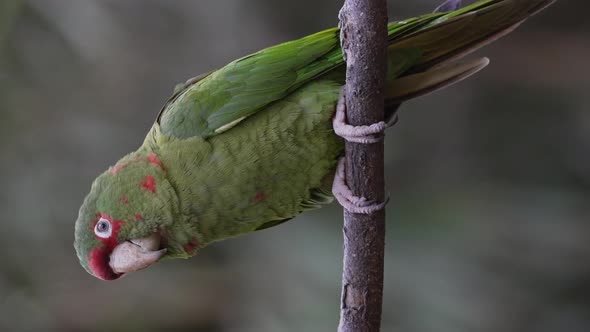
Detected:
left=332, top=158, right=388, bottom=214
left=333, top=87, right=387, bottom=144
left=332, top=87, right=388, bottom=214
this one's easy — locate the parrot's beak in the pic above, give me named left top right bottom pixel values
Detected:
left=109, top=232, right=166, bottom=274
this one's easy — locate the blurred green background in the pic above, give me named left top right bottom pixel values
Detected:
left=1, top=0, right=588, bottom=331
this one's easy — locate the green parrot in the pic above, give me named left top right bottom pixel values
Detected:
left=74, top=0, right=555, bottom=280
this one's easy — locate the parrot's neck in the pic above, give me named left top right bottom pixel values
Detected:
left=115, top=148, right=201, bottom=259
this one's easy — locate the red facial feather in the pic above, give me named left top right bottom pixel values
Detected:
left=88, top=246, right=121, bottom=280
left=140, top=175, right=156, bottom=193
left=87, top=214, right=125, bottom=281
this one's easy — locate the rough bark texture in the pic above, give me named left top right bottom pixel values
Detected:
left=337, top=0, right=388, bottom=331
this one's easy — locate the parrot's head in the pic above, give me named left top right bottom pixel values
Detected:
left=74, top=152, right=182, bottom=280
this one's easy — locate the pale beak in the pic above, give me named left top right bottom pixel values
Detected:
left=109, top=232, right=167, bottom=274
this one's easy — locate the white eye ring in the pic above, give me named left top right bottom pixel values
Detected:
left=94, top=218, right=112, bottom=239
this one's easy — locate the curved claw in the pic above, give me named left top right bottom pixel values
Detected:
left=332, top=158, right=389, bottom=214
left=333, top=87, right=387, bottom=144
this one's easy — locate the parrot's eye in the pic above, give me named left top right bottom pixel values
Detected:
left=94, top=218, right=112, bottom=238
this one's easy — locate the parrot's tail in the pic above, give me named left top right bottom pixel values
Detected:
left=382, top=57, right=489, bottom=123
left=382, top=0, right=555, bottom=110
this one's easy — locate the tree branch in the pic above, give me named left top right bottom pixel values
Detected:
left=337, top=0, right=388, bottom=331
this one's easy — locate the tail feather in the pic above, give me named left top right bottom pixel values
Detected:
left=387, top=0, right=555, bottom=73
left=384, top=57, right=489, bottom=123
left=386, top=57, right=489, bottom=104
left=382, top=0, right=555, bottom=107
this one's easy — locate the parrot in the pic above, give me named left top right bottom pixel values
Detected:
left=74, top=0, right=555, bottom=280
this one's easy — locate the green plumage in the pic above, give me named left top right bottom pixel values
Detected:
left=74, top=0, right=554, bottom=280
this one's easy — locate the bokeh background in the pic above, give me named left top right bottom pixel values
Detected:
left=1, top=0, right=588, bottom=331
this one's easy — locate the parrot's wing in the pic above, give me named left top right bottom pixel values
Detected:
left=157, top=18, right=435, bottom=139
left=157, top=0, right=554, bottom=140
left=158, top=29, right=341, bottom=139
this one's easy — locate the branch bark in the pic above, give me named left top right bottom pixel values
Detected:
left=337, top=0, right=388, bottom=331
